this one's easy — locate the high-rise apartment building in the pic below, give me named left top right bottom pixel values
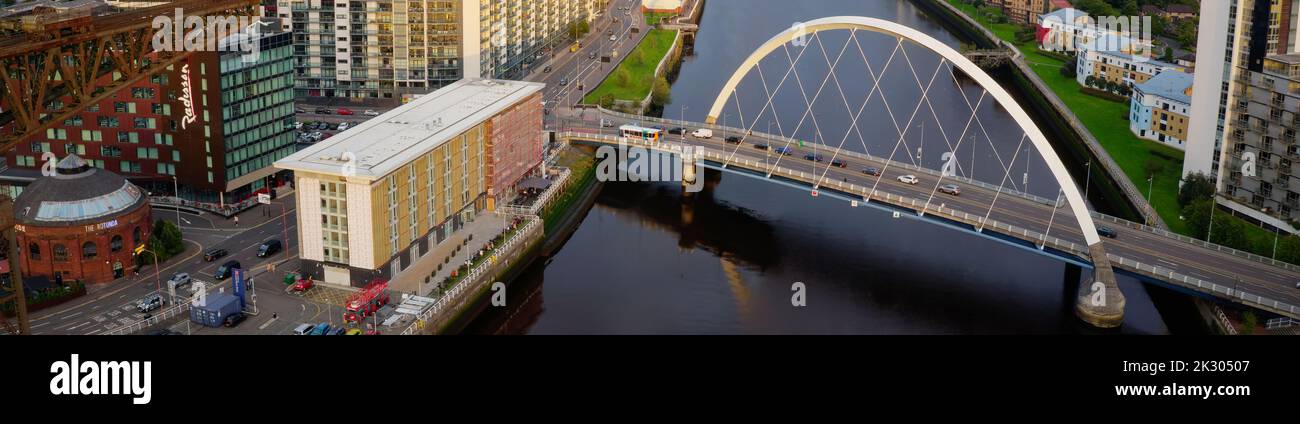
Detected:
left=275, top=0, right=596, bottom=100
left=1185, top=0, right=1300, bottom=229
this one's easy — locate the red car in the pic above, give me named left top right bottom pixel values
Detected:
left=291, top=278, right=315, bottom=293
left=337, top=108, right=354, bottom=115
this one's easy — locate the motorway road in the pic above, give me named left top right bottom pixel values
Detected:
left=28, top=195, right=308, bottom=335
left=532, top=0, right=647, bottom=108
left=558, top=109, right=1300, bottom=316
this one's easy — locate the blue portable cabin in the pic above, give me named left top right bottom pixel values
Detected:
left=189, top=293, right=241, bottom=327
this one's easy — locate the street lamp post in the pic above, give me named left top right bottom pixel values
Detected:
left=1083, top=160, right=1091, bottom=199
left=1146, top=174, right=1154, bottom=226
left=680, top=105, right=689, bottom=142
left=138, top=248, right=161, bottom=299
left=172, top=176, right=181, bottom=231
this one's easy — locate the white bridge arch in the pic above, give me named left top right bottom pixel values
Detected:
left=702, top=16, right=1123, bottom=326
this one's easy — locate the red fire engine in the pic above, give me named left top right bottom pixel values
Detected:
left=344, top=279, right=389, bottom=323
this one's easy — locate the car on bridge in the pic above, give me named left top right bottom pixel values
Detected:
left=939, top=184, right=961, bottom=196
left=753, top=143, right=770, bottom=150
left=862, top=167, right=881, bottom=176
left=725, top=136, right=742, bottom=144
left=830, top=159, right=846, bottom=168
left=774, top=146, right=794, bottom=156
left=668, top=127, right=685, bottom=135
left=1097, top=226, right=1118, bottom=239
left=692, top=128, right=713, bottom=138
left=897, top=174, right=919, bottom=184
left=804, top=154, right=823, bottom=162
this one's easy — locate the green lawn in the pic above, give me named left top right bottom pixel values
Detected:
left=584, top=29, right=677, bottom=104
left=645, top=12, right=676, bottom=26
left=946, top=0, right=1188, bottom=234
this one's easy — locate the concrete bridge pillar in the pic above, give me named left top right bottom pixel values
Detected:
left=681, top=150, right=698, bottom=198
left=1074, top=243, right=1126, bottom=328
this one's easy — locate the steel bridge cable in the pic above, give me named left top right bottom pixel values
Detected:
left=867, top=42, right=947, bottom=201
left=921, top=89, right=987, bottom=215
left=980, top=134, right=1030, bottom=233
left=946, top=65, right=1023, bottom=192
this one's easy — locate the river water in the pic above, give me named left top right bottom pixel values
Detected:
left=465, top=0, right=1197, bottom=334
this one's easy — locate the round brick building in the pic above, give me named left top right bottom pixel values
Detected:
left=13, top=154, right=152, bottom=285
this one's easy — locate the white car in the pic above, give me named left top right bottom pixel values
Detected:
left=897, top=174, right=919, bottom=184
left=610, top=34, right=617, bottom=42
left=337, top=122, right=350, bottom=131
left=363, top=109, right=379, bottom=116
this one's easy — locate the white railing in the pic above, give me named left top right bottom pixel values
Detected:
left=1215, top=304, right=1239, bottom=335
left=1265, top=316, right=1300, bottom=330
left=400, top=217, right=542, bottom=335
left=1106, top=254, right=1300, bottom=317
left=497, top=168, right=572, bottom=217
left=99, top=301, right=191, bottom=336
left=1090, top=211, right=1300, bottom=273
left=557, top=130, right=1300, bottom=320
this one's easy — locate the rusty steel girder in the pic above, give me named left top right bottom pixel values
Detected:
left=0, top=0, right=260, bottom=155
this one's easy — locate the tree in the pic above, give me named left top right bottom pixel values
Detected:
left=1085, top=75, right=1097, bottom=88
left=1143, top=157, right=1164, bottom=177
left=1241, top=311, right=1257, bottom=335
left=1061, top=56, right=1078, bottom=78
left=1178, top=172, right=1214, bottom=207
left=1162, top=46, right=1175, bottom=63
left=1274, top=234, right=1300, bottom=266
left=1014, top=25, right=1037, bottom=44
left=650, top=76, right=671, bottom=107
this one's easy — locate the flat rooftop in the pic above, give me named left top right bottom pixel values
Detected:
left=275, top=78, right=544, bottom=181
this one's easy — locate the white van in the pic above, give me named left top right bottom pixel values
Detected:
left=293, top=323, right=314, bottom=335
left=692, top=128, right=713, bottom=139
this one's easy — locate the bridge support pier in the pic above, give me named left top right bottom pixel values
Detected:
left=1074, top=243, right=1126, bottom=328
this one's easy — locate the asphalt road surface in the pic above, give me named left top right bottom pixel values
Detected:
left=556, top=108, right=1300, bottom=317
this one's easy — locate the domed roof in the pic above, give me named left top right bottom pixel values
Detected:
left=13, top=154, right=149, bottom=226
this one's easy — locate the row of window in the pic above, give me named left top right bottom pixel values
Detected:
left=27, top=229, right=139, bottom=261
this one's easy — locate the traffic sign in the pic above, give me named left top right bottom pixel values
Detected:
left=257, top=193, right=271, bottom=204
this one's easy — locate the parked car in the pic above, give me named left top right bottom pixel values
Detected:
left=939, top=184, right=962, bottom=196
left=897, top=174, right=919, bottom=184
left=222, top=312, right=247, bottom=328
left=337, top=122, right=350, bottom=131
left=725, top=136, right=742, bottom=144
left=1097, top=226, right=1118, bottom=239
left=328, top=327, right=347, bottom=336
left=610, top=34, right=618, bottom=41
left=166, top=272, right=191, bottom=290
left=292, top=323, right=314, bottom=335
left=293, top=122, right=303, bottom=130
left=337, top=107, right=354, bottom=115
left=589, top=51, right=597, bottom=60
left=559, top=78, right=568, bottom=86
left=257, top=239, right=282, bottom=258
left=290, top=278, right=315, bottom=293
left=309, top=131, right=323, bottom=139
left=543, top=65, right=552, bottom=73
left=345, top=328, right=364, bottom=335
left=137, top=293, right=163, bottom=313
left=753, top=143, right=770, bottom=151
left=363, top=109, right=380, bottom=116
left=214, top=260, right=241, bottom=280
left=308, top=322, right=331, bottom=335
left=804, top=154, right=824, bottom=162
left=862, top=167, right=882, bottom=176
left=315, top=108, right=332, bottom=114
left=830, top=159, right=847, bottom=168
left=692, top=128, right=713, bottom=138
left=203, top=248, right=228, bottom=262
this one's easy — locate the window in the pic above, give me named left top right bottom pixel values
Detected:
left=28, top=242, right=40, bottom=260
left=97, top=116, right=119, bottom=128
left=133, top=227, right=142, bottom=245
left=110, top=235, right=123, bottom=252
left=52, top=244, right=68, bottom=262
left=82, top=242, right=97, bottom=259
left=131, top=87, right=155, bottom=99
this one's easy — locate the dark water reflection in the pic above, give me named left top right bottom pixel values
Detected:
left=463, top=0, right=1188, bottom=334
